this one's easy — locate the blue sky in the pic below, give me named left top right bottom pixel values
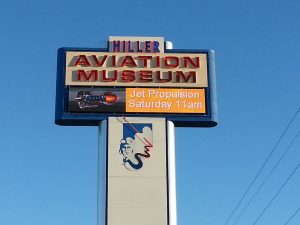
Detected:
left=1, top=0, right=300, bottom=225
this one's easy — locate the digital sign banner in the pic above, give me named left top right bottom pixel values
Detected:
left=68, top=87, right=206, bottom=114
left=55, top=36, right=217, bottom=127
left=125, top=88, right=206, bottom=113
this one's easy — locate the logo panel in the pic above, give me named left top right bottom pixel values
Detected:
left=119, top=122, right=153, bottom=171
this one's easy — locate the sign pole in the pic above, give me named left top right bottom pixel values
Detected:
left=97, top=120, right=107, bottom=225
left=167, top=120, right=177, bottom=225
left=96, top=41, right=178, bottom=225
left=165, top=41, right=177, bottom=225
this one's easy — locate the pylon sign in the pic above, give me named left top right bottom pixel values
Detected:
left=55, top=36, right=217, bottom=127
left=55, top=37, right=218, bottom=225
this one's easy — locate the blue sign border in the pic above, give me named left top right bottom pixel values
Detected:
left=55, top=47, right=217, bottom=127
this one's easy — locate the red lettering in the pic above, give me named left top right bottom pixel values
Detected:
left=74, top=55, right=91, bottom=66
left=120, top=56, right=138, bottom=67
left=121, top=70, right=135, bottom=82
left=77, top=70, right=98, bottom=81
left=111, top=55, right=116, bottom=67
left=155, top=56, right=160, bottom=67
left=176, top=71, right=196, bottom=83
left=137, top=56, right=152, bottom=67
left=91, top=55, right=108, bottom=67
left=183, top=57, right=200, bottom=68
left=164, top=56, right=179, bottom=68
left=156, top=71, right=172, bottom=83
left=139, top=71, right=153, bottom=82
left=101, top=70, right=117, bottom=82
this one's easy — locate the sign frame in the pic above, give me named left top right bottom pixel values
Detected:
left=55, top=46, right=217, bottom=127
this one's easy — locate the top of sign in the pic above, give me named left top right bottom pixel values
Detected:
left=55, top=36, right=217, bottom=127
left=109, top=36, right=165, bottom=53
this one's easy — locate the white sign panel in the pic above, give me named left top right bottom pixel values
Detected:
left=107, top=117, right=168, bottom=225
